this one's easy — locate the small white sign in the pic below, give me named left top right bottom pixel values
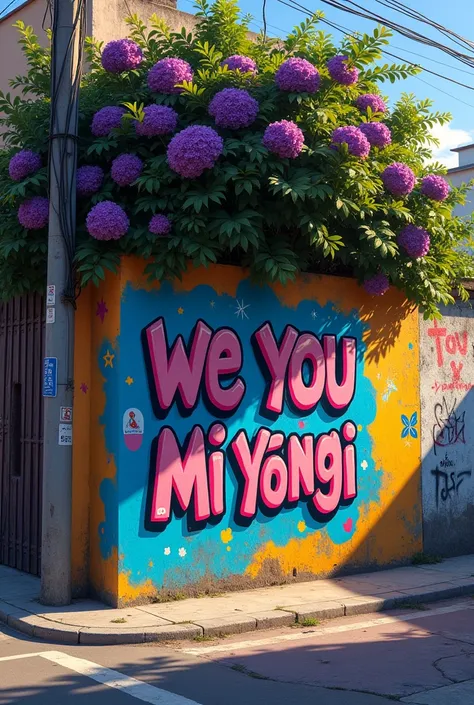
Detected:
left=46, top=307, right=56, bottom=324
left=60, top=406, right=73, bottom=423
left=58, top=424, right=73, bottom=446
left=46, top=284, right=56, bottom=306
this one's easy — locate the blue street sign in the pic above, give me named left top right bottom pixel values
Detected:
left=43, top=357, right=58, bottom=398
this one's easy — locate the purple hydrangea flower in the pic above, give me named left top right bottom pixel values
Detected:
left=275, top=57, right=320, bottom=93
left=101, top=39, right=143, bottom=73
left=148, top=58, right=193, bottom=94
left=356, top=93, right=387, bottom=113
left=18, top=196, right=49, bottom=230
left=149, top=214, right=172, bottom=235
left=91, top=106, right=125, bottom=137
left=9, top=149, right=42, bottom=181
left=398, top=224, right=430, bottom=258
left=76, top=165, right=104, bottom=197
left=135, top=105, right=178, bottom=137
left=111, top=154, right=143, bottom=187
left=364, top=273, right=390, bottom=296
left=382, top=162, right=416, bottom=196
left=86, top=201, right=129, bottom=241
left=167, top=125, right=223, bottom=179
left=358, top=122, right=392, bottom=149
left=208, top=88, right=259, bottom=129
left=262, top=120, right=304, bottom=159
left=222, top=55, right=257, bottom=73
left=421, top=174, right=450, bottom=202
left=327, top=55, right=359, bottom=85
left=331, top=126, right=370, bottom=158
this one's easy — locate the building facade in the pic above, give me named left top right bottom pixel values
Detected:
left=448, top=143, right=474, bottom=217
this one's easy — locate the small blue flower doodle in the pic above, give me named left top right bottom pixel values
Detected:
left=401, top=412, right=418, bottom=439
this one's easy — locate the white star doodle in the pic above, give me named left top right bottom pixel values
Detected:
left=210, top=300, right=216, bottom=308
left=235, top=299, right=250, bottom=320
left=311, top=309, right=317, bottom=320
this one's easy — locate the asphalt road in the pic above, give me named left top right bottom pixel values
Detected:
left=2, top=597, right=474, bottom=704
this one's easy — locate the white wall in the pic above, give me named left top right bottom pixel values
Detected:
left=449, top=168, right=474, bottom=218
left=420, top=304, right=474, bottom=556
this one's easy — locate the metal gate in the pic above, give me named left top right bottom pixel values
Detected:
left=0, top=294, right=44, bottom=575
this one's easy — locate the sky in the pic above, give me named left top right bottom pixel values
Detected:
left=1, top=0, right=474, bottom=167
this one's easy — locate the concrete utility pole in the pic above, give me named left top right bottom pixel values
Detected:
left=41, top=0, right=84, bottom=606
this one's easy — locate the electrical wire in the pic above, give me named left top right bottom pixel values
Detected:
left=277, top=0, right=474, bottom=92
left=281, top=0, right=474, bottom=69
left=252, top=9, right=474, bottom=110
left=375, top=0, right=474, bottom=53
left=0, top=0, right=21, bottom=19
left=262, top=0, right=268, bottom=42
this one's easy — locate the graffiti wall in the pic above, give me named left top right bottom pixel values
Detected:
left=420, top=304, right=474, bottom=556
left=77, top=260, right=422, bottom=606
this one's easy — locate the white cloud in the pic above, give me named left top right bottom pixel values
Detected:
left=429, top=123, right=474, bottom=169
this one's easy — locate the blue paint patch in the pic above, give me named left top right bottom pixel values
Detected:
left=99, top=478, right=118, bottom=559
left=99, top=278, right=379, bottom=588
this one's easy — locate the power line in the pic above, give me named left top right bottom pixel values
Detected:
left=277, top=0, right=474, bottom=92
left=281, top=0, right=474, bottom=69
left=0, top=0, right=21, bottom=18
left=256, top=7, right=474, bottom=110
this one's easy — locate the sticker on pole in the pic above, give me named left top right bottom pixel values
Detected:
left=58, top=424, right=72, bottom=446
left=123, top=408, right=144, bottom=451
left=60, top=406, right=72, bottom=423
left=46, top=307, right=55, bottom=324
left=46, top=284, right=56, bottom=306
left=43, top=357, right=57, bottom=397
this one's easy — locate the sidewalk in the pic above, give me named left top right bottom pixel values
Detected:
left=1, top=555, right=474, bottom=645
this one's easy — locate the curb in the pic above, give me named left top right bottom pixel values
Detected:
left=1, top=582, right=473, bottom=646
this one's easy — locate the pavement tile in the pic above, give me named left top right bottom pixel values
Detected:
left=401, top=679, right=474, bottom=704
left=399, top=584, right=473, bottom=602
left=282, top=600, right=345, bottom=621
left=344, top=592, right=406, bottom=616
left=79, top=627, right=146, bottom=645
left=194, top=615, right=257, bottom=637
left=251, top=610, right=296, bottom=629
left=144, top=623, right=203, bottom=642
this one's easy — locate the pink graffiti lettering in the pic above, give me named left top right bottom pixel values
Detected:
left=146, top=318, right=245, bottom=416
left=230, top=424, right=357, bottom=521
left=324, top=336, right=357, bottom=410
left=231, top=429, right=271, bottom=518
left=254, top=323, right=357, bottom=416
left=428, top=320, right=447, bottom=367
left=451, top=360, right=463, bottom=382
left=146, top=319, right=212, bottom=413
left=260, top=455, right=288, bottom=509
left=209, top=450, right=225, bottom=516
left=205, top=328, right=246, bottom=412
left=287, top=434, right=314, bottom=502
left=254, top=324, right=298, bottom=415
left=313, top=431, right=343, bottom=515
left=427, top=321, right=468, bottom=368
left=288, top=333, right=325, bottom=412
left=150, top=426, right=210, bottom=524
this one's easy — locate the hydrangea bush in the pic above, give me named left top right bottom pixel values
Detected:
left=0, top=1, right=473, bottom=317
